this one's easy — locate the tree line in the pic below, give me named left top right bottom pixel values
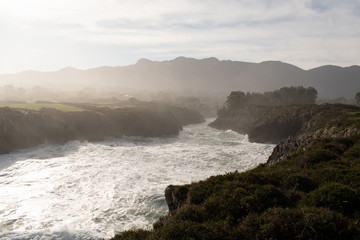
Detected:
left=226, top=86, right=318, bottom=109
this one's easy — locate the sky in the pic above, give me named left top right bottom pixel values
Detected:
left=0, top=0, right=359, bottom=74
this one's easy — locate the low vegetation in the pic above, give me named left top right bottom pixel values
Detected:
left=0, top=102, right=86, bottom=112
left=112, top=88, right=360, bottom=239
left=223, top=86, right=317, bottom=111
left=211, top=86, right=360, bottom=143
left=112, top=135, right=360, bottom=239
left=212, top=87, right=320, bottom=143
left=0, top=101, right=205, bottom=154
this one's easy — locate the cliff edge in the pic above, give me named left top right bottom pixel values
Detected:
left=111, top=88, right=360, bottom=239
left=112, top=103, right=360, bottom=239
left=0, top=103, right=204, bottom=154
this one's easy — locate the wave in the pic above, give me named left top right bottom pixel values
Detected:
left=0, top=121, right=274, bottom=239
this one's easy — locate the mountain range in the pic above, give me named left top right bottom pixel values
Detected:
left=0, top=57, right=359, bottom=99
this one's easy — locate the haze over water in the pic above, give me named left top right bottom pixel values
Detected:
left=0, top=120, right=274, bottom=239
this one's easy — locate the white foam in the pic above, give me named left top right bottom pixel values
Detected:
left=0, top=120, right=274, bottom=239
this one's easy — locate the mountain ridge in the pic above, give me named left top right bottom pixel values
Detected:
left=0, top=57, right=359, bottom=98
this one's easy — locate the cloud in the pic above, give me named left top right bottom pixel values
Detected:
left=0, top=0, right=359, bottom=73
left=309, top=0, right=331, bottom=12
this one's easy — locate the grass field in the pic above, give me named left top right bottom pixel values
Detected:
left=0, top=102, right=85, bottom=112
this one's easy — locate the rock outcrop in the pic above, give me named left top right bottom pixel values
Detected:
left=0, top=104, right=204, bottom=154
left=165, top=185, right=189, bottom=214
left=265, top=105, right=360, bottom=165
left=111, top=103, right=360, bottom=240
left=210, top=105, right=319, bottom=143
left=165, top=106, right=205, bottom=126
left=266, top=135, right=313, bottom=165
left=210, top=103, right=360, bottom=165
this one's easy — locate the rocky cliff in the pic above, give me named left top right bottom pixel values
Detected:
left=209, top=104, right=319, bottom=143
left=211, top=104, right=360, bottom=165
left=112, top=104, right=360, bottom=240
left=266, top=104, right=360, bottom=165
left=0, top=104, right=204, bottom=154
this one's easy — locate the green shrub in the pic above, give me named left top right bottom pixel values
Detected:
left=111, top=229, right=152, bottom=240
left=203, top=187, right=248, bottom=220
left=343, top=141, right=360, bottom=161
left=188, top=176, right=226, bottom=205
left=316, top=167, right=360, bottom=187
left=203, top=194, right=228, bottom=220
left=299, top=150, right=338, bottom=168
left=238, top=207, right=358, bottom=240
left=236, top=213, right=262, bottom=239
left=240, top=185, right=289, bottom=213
left=281, top=174, right=318, bottom=192
left=303, top=183, right=360, bottom=216
left=155, top=220, right=226, bottom=240
left=112, top=133, right=360, bottom=239
left=153, top=215, right=169, bottom=230
left=172, top=205, right=206, bottom=223
left=344, top=146, right=360, bottom=159
left=188, top=172, right=241, bottom=205
left=324, top=142, right=346, bottom=155
left=188, top=182, right=216, bottom=205
left=301, top=207, right=358, bottom=239
left=257, top=208, right=305, bottom=240
left=238, top=171, right=275, bottom=185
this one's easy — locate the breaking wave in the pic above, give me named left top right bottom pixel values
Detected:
left=0, top=120, right=274, bottom=239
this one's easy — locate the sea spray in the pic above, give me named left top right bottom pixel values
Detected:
left=0, top=120, right=274, bottom=239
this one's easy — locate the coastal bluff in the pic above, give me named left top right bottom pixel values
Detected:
left=0, top=103, right=204, bottom=154
left=111, top=91, right=360, bottom=239
left=111, top=103, right=360, bottom=240
left=210, top=104, right=360, bottom=165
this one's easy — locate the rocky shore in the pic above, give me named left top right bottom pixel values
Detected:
left=112, top=103, right=360, bottom=240
left=209, top=104, right=319, bottom=144
left=0, top=103, right=204, bottom=154
left=210, top=104, right=360, bottom=165
left=265, top=104, right=360, bottom=165
left=166, top=103, right=360, bottom=209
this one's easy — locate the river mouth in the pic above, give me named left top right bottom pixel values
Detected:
left=0, top=120, right=274, bottom=239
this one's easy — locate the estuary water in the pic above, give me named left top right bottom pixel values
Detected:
left=0, top=120, right=274, bottom=239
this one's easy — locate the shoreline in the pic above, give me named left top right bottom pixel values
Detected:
left=112, top=103, right=360, bottom=239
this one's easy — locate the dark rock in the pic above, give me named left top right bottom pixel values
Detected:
left=166, top=106, right=205, bottom=126
left=0, top=106, right=186, bottom=154
left=210, top=105, right=318, bottom=144
left=267, top=135, right=313, bottom=165
left=249, top=119, right=305, bottom=143
left=165, top=185, right=189, bottom=214
left=211, top=103, right=360, bottom=165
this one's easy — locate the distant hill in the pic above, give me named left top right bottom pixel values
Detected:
left=0, top=57, right=359, bottom=98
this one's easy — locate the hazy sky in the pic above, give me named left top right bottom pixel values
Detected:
left=1, top=0, right=359, bottom=74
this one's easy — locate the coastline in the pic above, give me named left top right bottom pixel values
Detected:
left=0, top=103, right=205, bottom=154
left=112, top=103, right=360, bottom=239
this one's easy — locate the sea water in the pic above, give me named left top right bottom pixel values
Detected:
left=0, top=120, right=274, bottom=239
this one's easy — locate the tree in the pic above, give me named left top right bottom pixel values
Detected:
left=224, top=86, right=317, bottom=110
left=304, top=87, right=318, bottom=104
left=356, top=92, right=360, bottom=105
left=226, top=91, right=247, bottom=109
